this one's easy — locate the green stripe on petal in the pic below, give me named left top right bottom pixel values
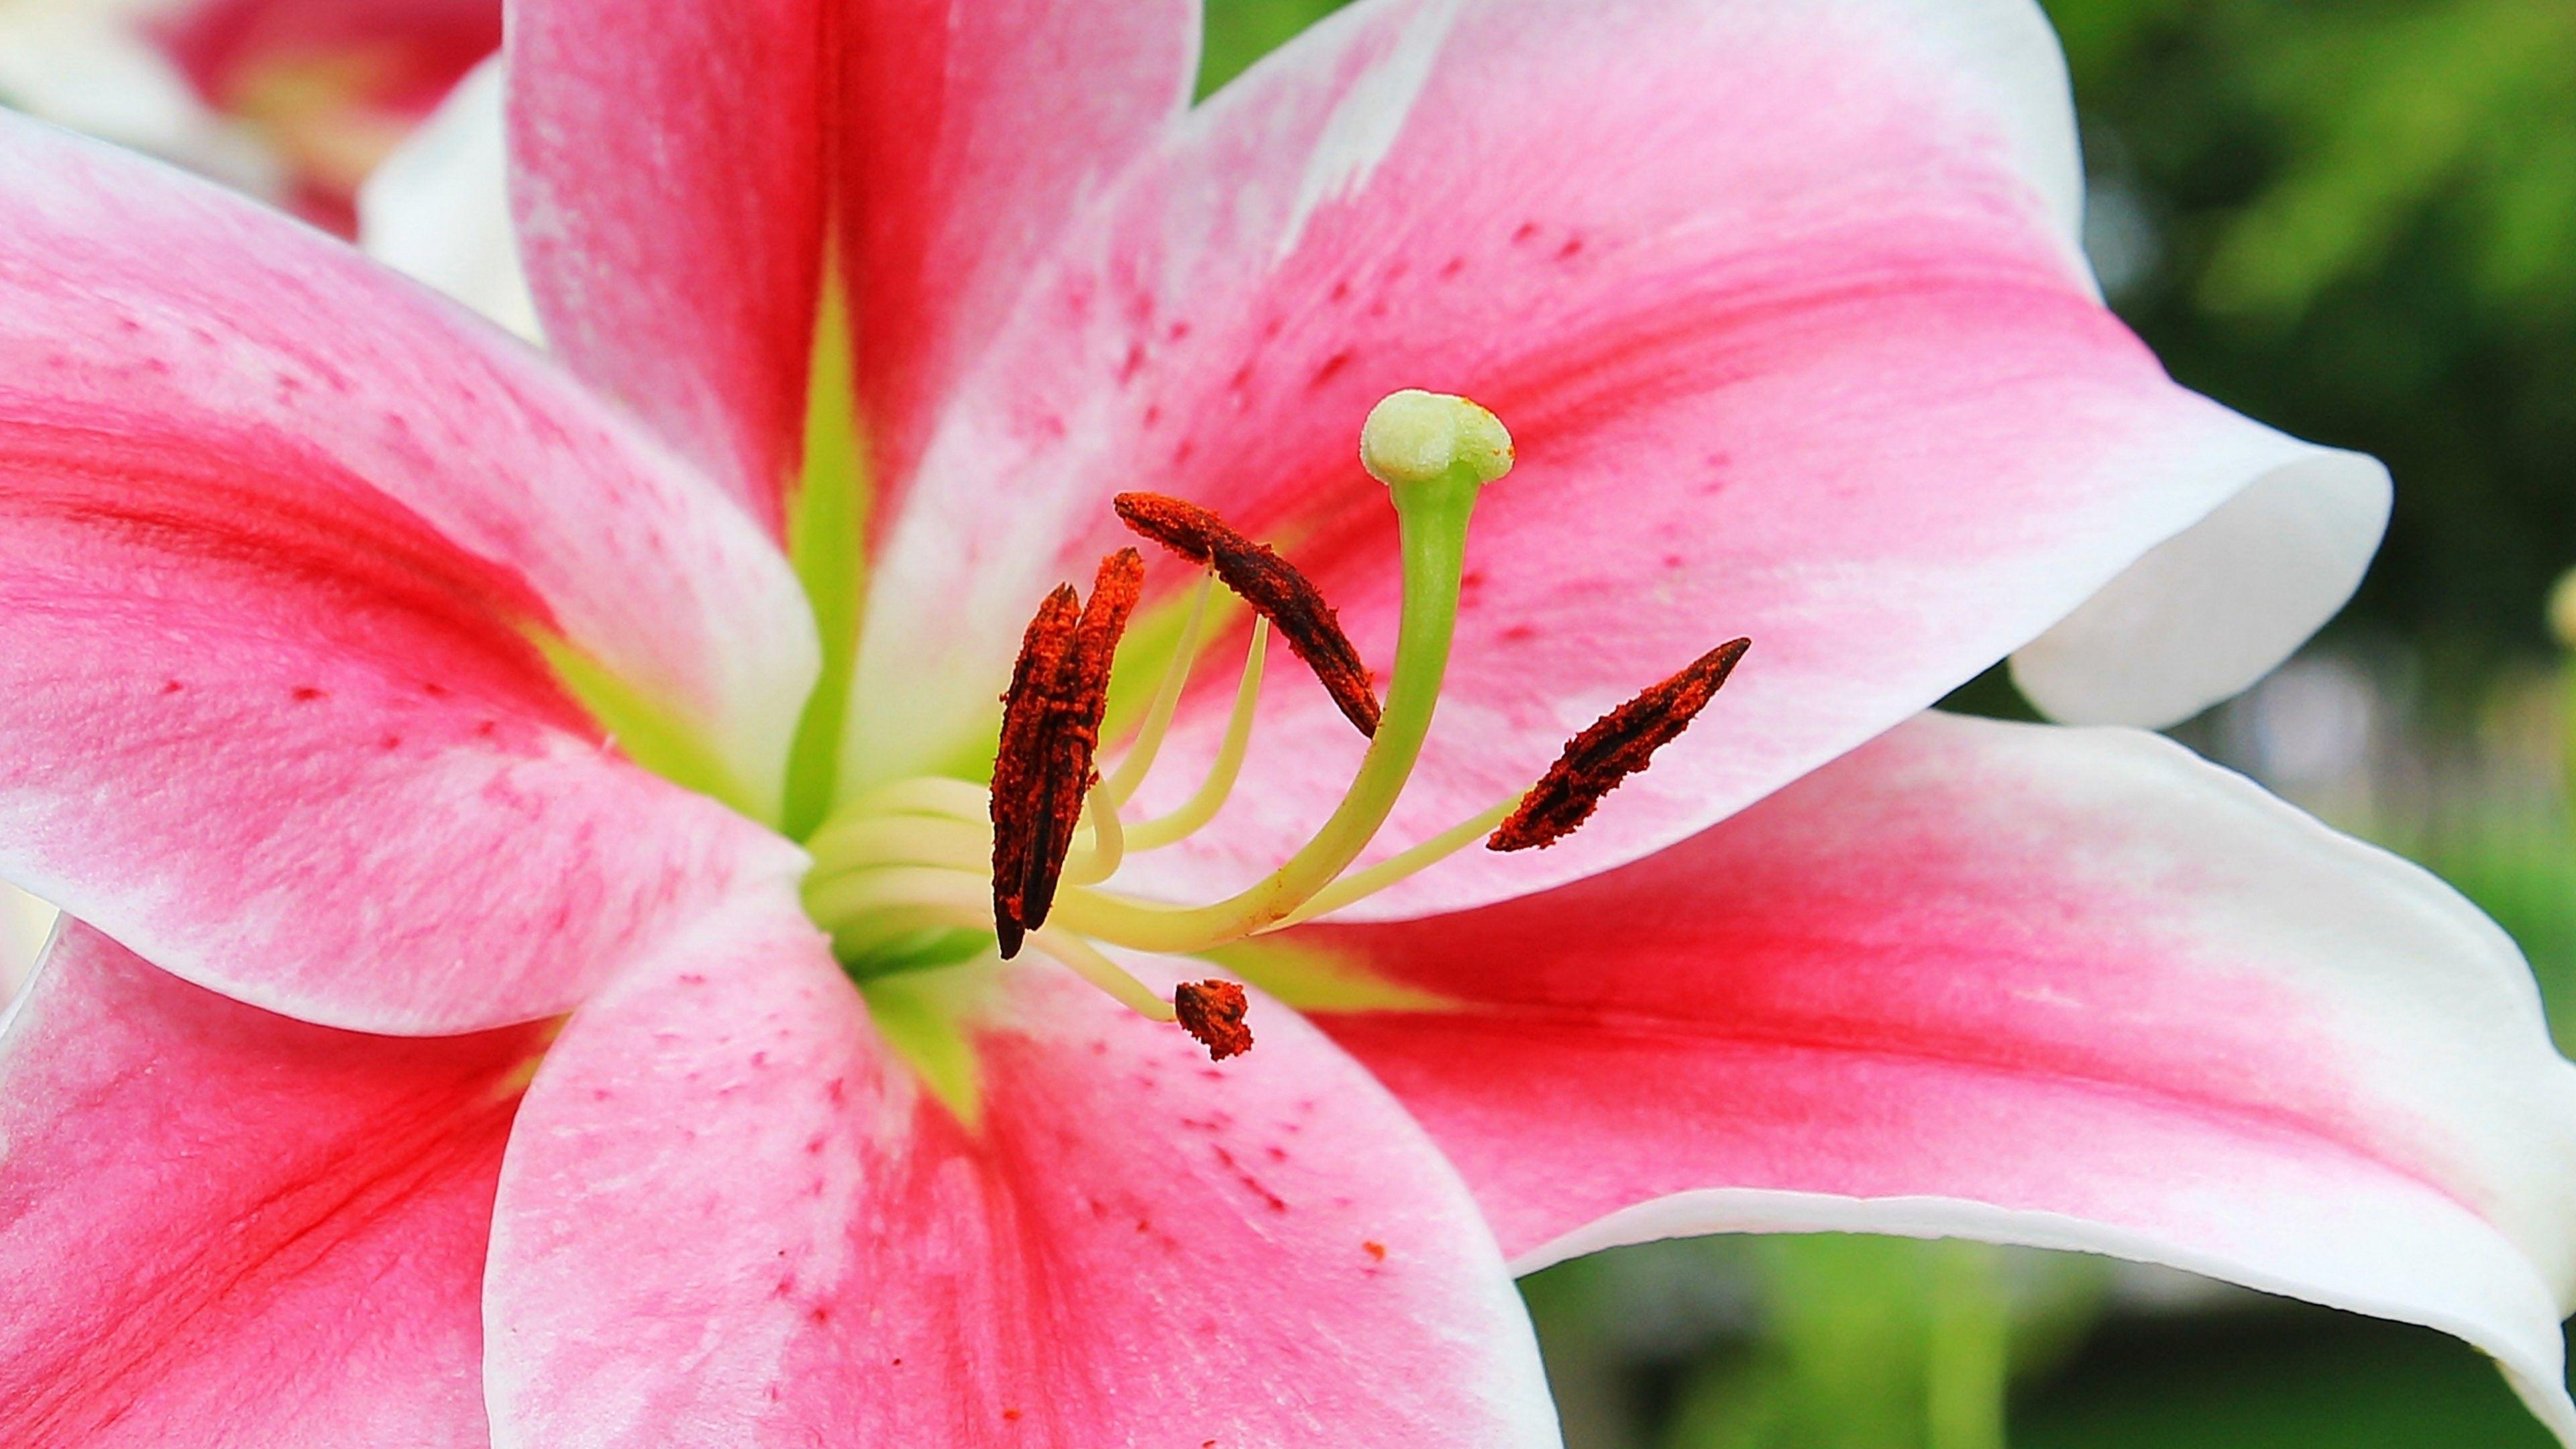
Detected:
left=1200, top=938, right=1459, bottom=1014
left=531, top=631, right=770, bottom=823
left=861, top=965, right=987, bottom=1130
left=782, top=266, right=871, bottom=839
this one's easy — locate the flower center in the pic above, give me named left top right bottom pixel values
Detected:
left=798, top=390, right=1747, bottom=1061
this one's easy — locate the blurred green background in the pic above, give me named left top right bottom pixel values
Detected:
left=1204, top=1, right=2576, bottom=1446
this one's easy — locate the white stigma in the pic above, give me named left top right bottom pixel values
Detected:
left=1360, top=389, right=1514, bottom=490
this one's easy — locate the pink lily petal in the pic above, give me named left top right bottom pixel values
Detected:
left=851, top=0, right=2386, bottom=916
left=1272, top=712, right=2576, bottom=1438
left=508, top=0, right=1201, bottom=531
left=484, top=896, right=1558, bottom=1448
left=0, top=116, right=812, bottom=1032
left=0, top=922, right=541, bottom=1448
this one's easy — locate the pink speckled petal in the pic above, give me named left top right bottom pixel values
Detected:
left=508, top=0, right=1199, bottom=531
left=0, top=923, right=540, bottom=1448
left=0, top=116, right=809, bottom=1032
left=484, top=896, right=1557, bottom=1448
left=1281, top=713, right=2576, bottom=1440
left=851, top=0, right=2384, bottom=915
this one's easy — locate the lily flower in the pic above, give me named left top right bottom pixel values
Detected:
left=0, top=0, right=498, bottom=233
left=4, top=1, right=2574, bottom=1445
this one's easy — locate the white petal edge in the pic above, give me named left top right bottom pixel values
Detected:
left=1513, top=1187, right=2574, bottom=1445
left=1890, top=0, right=2396, bottom=729
left=2013, top=438, right=2392, bottom=726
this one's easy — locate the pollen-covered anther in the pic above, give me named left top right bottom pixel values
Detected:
left=1112, top=491, right=1381, bottom=737
left=1490, top=637, right=1752, bottom=853
left=990, top=548, right=1146, bottom=958
left=1173, top=979, right=1254, bottom=1061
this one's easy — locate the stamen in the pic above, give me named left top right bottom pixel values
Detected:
left=1103, top=570, right=1215, bottom=805
left=1173, top=979, right=1254, bottom=1061
left=1114, top=492, right=1382, bottom=738
left=807, top=864, right=1175, bottom=1020
left=1269, top=794, right=1521, bottom=930
left=990, top=549, right=1146, bottom=958
left=988, top=584, right=1079, bottom=959
left=1490, top=638, right=1751, bottom=853
left=1123, top=619, right=1270, bottom=852
left=1024, top=924, right=1177, bottom=1023
left=800, top=813, right=989, bottom=879
left=809, top=866, right=994, bottom=958
left=1062, top=782, right=1126, bottom=886
left=830, top=775, right=989, bottom=826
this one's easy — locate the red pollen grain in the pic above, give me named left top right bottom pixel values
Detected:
left=1490, top=637, right=1750, bottom=853
left=1174, top=979, right=1254, bottom=1061
left=989, top=551, right=1146, bottom=958
left=1112, top=491, right=1381, bottom=737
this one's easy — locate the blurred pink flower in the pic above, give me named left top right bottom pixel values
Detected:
left=0, top=0, right=497, bottom=231
left=2, top=2, right=2573, bottom=1446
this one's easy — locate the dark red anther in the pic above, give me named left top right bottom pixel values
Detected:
left=1174, top=979, right=1254, bottom=1061
left=1112, top=491, right=1382, bottom=738
left=990, top=549, right=1147, bottom=958
left=1489, top=638, right=1750, bottom=853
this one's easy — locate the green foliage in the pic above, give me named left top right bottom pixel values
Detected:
left=1200, top=0, right=1352, bottom=95
left=2016, top=1309, right=2559, bottom=1449
left=2047, top=0, right=2576, bottom=656
left=1660, top=1239, right=2023, bottom=1449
